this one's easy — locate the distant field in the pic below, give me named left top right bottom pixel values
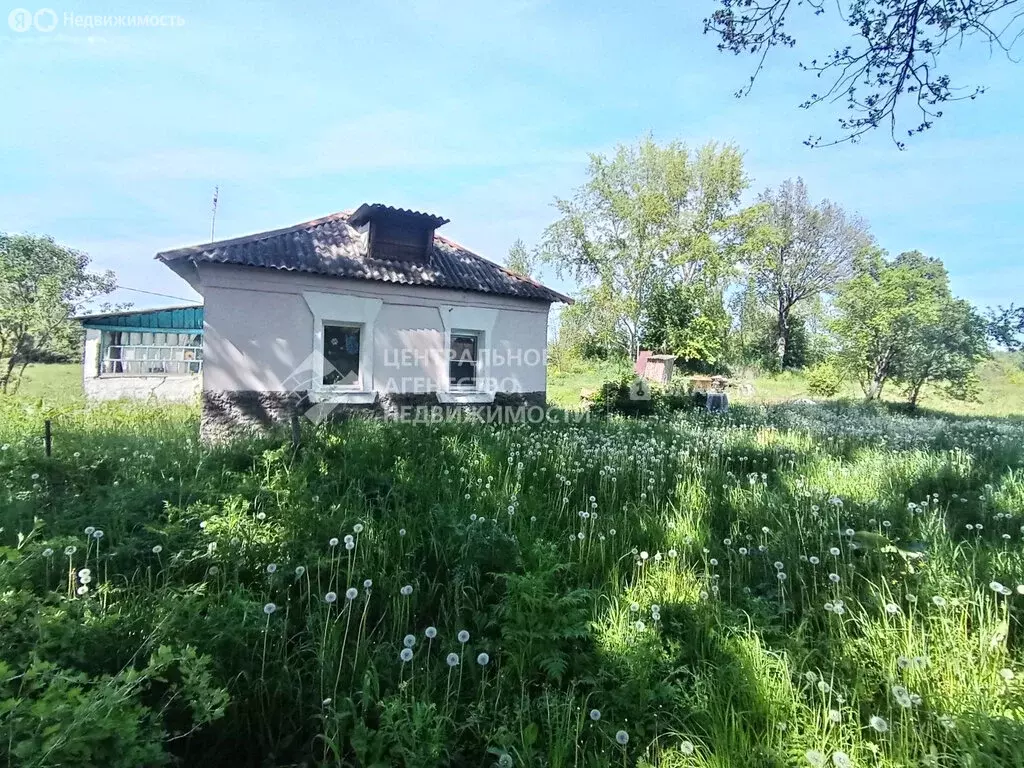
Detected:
left=548, top=355, right=1024, bottom=418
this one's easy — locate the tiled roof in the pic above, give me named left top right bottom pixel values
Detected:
left=155, top=210, right=572, bottom=304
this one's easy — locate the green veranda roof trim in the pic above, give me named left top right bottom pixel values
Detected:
left=78, top=305, right=204, bottom=333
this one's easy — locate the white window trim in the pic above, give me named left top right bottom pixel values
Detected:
left=303, top=292, right=382, bottom=403
left=438, top=305, right=498, bottom=403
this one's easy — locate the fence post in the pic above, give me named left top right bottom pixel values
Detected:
left=44, top=419, right=52, bottom=457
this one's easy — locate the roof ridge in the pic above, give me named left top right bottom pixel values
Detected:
left=156, top=210, right=353, bottom=261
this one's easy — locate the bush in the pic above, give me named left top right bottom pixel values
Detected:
left=806, top=361, right=845, bottom=398
left=587, top=375, right=705, bottom=416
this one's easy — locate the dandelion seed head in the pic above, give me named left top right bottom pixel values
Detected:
left=324, top=591, right=337, bottom=604
left=403, top=634, right=416, bottom=648
left=425, top=626, right=437, bottom=639
left=869, top=715, right=888, bottom=733
left=457, top=630, right=470, bottom=643
left=400, top=648, right=413, bottom=662
left=400, top=584, right=413, bottom=596
left=345, top=587, right=358, bottom=600
left=263, top=602, right=277, bottom=615
left=476, top=652, right=490, bottom=666
left=589, top=709, right=601, bottom=721
left=615, top=730, right=629, bottom=746
left=446, top=652, right=460, bottom=667
left=805, top=749, right=826, bottom=767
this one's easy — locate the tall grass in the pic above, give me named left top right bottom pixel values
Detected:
left=1, top=396, right=1023, bottom=766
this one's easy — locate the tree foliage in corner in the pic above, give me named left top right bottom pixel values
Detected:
left=704, top=0, right=1023, bottom=146
left=542, top=137, right=750, bottom=360
left=831, top=249, right=988, bottom=403
left=987, top=304, right=1024, bottom=352
left=747, top=178, right=871, bottom=369
left=0, top=233, right=116, bottom=394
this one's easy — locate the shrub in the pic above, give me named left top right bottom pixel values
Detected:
left=587, top=375, right=706, bottom=416
left=806, top=361, right=845, bottom=398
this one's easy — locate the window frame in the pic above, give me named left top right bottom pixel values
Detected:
left=448, top=329, right=482, bottom=391
left=303, top=292, right=382, bottom=405
left=319, top=321, right=364, bottom=391
left=98, top=329, right=203, bottom=377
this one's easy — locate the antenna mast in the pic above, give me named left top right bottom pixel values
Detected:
left=210, top=185, right=219, bottom=242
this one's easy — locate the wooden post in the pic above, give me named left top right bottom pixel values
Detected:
left=44, top=419, right=52, bottom=457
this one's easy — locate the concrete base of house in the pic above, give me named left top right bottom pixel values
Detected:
left=85, top=375, right=201, bottom=403
left=200, top=390, right=549, bottom=443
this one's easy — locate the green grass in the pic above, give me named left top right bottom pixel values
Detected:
left=548, top=355, right=1024, bottom=417
left=11, top=363, right=82, bottom=404
left=2, top=396, right=1024, bottom=766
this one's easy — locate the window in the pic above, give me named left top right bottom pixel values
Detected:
left=101, top=331, right=202, bottom=376
left=449, top=331, right=480, bottom=389
left=322, top=324, right=361, bottom=387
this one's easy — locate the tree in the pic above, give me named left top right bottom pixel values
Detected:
left=554, top=284, right=624, bottom=360
left=831, top=249, right=985, bottom=402
left=748, top=178, right=870, bottom=370
left=987, top=304, right=1024, bottom=351
left=895, top=297, right=989, bottom=406
left=506, top=239, right=537, bottom=278
left=704, top=0, right=1023, bottom=147
left=642, top=281, right=731, bottom=366
left=0, top=234, right=116, bottom=394
left=542, top=137, right=749, bottom=361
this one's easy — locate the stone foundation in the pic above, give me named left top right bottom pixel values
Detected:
left=200, top=390, right=548, bottom=443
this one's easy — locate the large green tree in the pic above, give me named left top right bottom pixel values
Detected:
left=748, top=178, right=871, bottom=370
left=831, top=249, right=986, bottom=402
left=704, top=0, right=1023, bottom=146
left=0, top=234, right=116, bottom=394
left=542, top=137, right=749, bottom=360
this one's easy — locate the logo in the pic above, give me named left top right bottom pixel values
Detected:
left=628, top=377, right=652, bottom=401
left=7, top=7, right=32, bottom=30
left=33, top=7, right=56, bottom=30
left=7, top=7, right=57, bottom=31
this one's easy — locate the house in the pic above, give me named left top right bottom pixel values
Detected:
left=154, top=203, right=572, bottom=440
left=80, top=305, right=203, bottom=402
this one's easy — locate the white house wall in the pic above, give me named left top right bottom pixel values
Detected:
left=198, top=264, right=551, bottom=396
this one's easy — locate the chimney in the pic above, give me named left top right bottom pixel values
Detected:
left=348, top=204, right=450, bottom=263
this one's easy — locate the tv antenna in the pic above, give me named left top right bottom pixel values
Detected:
left=210, top=185, right=219, bottom=242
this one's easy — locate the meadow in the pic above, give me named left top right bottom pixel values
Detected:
left=2, top=378, right=1024, bottom=766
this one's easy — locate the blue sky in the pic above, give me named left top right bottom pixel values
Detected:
left=2, top=0, right=1021, bottom=312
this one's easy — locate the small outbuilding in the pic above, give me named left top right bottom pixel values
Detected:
left=80, top=305, right=203, bottom=402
